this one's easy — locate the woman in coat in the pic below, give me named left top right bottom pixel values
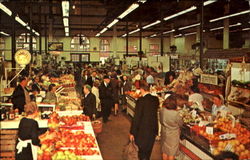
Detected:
left=160, top=94, right=183, bottom=160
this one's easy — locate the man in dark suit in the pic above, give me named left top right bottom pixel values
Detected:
left=99, top=75, right=114, bottom=123
left=130, top=81, right=159, bottom=160
left=86, top=71, right=99, bottom=87
left=82, top=84, right=96, bottom=120
left=12, top=76, right=30, bottom=114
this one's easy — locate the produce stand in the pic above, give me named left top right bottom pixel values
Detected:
left=125, top=89, right=250, bottom=160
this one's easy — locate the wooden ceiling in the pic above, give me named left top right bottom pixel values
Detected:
left=0, top=0, right=249, bottom=38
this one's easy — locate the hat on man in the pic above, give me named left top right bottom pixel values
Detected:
left=103, top=75, right=110, bottom=79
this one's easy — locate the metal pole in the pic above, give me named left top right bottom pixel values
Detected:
left=199, top=0, right=204, bottom=69
left=126, top=21, right=128, bottom=56
left=39, top=5, right=42, bottom=55
left=45, top=16, right=48, bottom=54
left=160, top=1, right=163, bottom=56
left=139, top=22, right=142, bottom=53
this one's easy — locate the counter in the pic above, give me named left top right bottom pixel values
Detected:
left=0, top=118, right=48, bottom=129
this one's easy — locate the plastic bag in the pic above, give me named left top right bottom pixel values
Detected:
left=122, top=140, right=139, bottom=160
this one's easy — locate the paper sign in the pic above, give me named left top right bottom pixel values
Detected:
left=206, top=126, right=214, bottom=135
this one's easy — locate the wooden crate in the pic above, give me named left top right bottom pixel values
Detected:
left=0, top=129, right=17, bottom=159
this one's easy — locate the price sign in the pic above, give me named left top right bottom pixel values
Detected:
left=206, top=126, right=214, bottom=135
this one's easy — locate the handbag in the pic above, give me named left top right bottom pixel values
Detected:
left=122, top=140, right=139, bottom=160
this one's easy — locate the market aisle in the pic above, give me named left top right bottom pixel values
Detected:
left=97, top=113, right=161, bottom=160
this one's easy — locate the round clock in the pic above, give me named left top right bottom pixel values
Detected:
left=14, top=49, right=31, bottom=67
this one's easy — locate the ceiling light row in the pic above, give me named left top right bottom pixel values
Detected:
left=62, top=1, right=70, bottom=36
left=210, top=22, right=242, bottom=31
left=0, top=3, right=40, bottom=36
left=96, top=3, right=140, bottom=37
left=0, top=31, right=10, bottom=36
left=122, top=0, right=216, bottom=37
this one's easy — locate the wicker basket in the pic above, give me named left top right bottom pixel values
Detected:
left=92, top=120, right=102, bottom=134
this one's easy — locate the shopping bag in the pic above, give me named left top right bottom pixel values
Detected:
left=122, top=140, right=139, bottom=160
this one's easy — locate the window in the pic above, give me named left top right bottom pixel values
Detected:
left=71, top=34, right=90, bottom=51
left=100, top=39, right=110, bottom=57
left=16, top=33, right=37, bottom=50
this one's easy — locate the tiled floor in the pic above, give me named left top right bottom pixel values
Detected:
left=97, top=112, right=162, bottom=160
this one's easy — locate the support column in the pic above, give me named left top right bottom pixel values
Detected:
left=170, top=24, right=175, bottom=46
left=223, top=3, right=230, bottom=49
left=39, top=5, right=42, bottom=55
left=113, top=25, right=117, bottom=58
left=199, top=0, right=204, bottom=69
left=45, top=16, right=48, bottom=54
left=11, top=14, right=16, bottom=69
left=29, top=6, right=33, bottom=59
left=196, top=14, right=200, bottom=42
left=126, top=21, right=129, bottom=56
left=160, top=4, right=163, bottom=56
left=139, top=22, right=142, bottom=53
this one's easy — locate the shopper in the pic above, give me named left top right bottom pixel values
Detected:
left=43, top=84, right=57, bottom=104
left=121, top=75, right=132, bottom=111
left=130, top=81, right=159, bottom=160
left=110, top=72, right=120, bottom=116
left=211, top=95, right=228, bottom=116
left=160, top=94, right=183, bottom=160
left=188, top=87, right=204, bottom=111
left=12, top=76, right=30, bottom=114
left=92, top=80, right=101, bottom=116
left=16, top=102, right=41, bottom=160
left=99, top=75, right=114, bottom=123
left=86, top=71, right=99, bottom=87
left=146, top=72, right=155, bottom=86
left=164, top=71, right=176, bottom=89
left=31, top=76, right=44, bottom=93
left=82, top=84, right=97, bottom=120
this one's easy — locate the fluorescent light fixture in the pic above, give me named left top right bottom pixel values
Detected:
left=0, top=3, right=12, bottom=16
left=164, top=6, right=197, bottom=21
left=62, top=1, right=69, bottom=17
left=118, top=3, right=139, bottom=19
left=26, top=26, right=30, bottom=30
left=65, top=27, right=69, bottom=33
left=129, top=28, right=140, bottom=35
left=142, top=20, right=161, bottom=29
left=203, top=0, right=217, bottom=6
left=65, top=32, right=69, bottom=36
left=138, top=0, right=146, bottom=3
left=150, top=34, right=157, bottom=37
left=15, top=16, right=27, bottom=26
left=210, top=23, right=242, bottom=31
left=174, top=34, right=182, bottom=38
left=210, top=10, right=250, bottom=22
left=122, top=33, right=127, bottom=37
left=107, top=19, right=119, bottom=28
left=63, top=18, right=69, bottom=27
left=0, top=31, right=10, bottom=36
left=163, top=29, right=175, bottom=34
left=100, top=28, right=108, bottom=34
left=242, top=28, right=250, bottom=31
left=210, top=26, right=224, bottom=31
left=96, top=33, right=100, bottom=37
left=34, top=32, right=40, bottom=36
left=32, top=29, right=36, bottom=33
left=179, top=23, right=200, bottom=30
left=185, top=32, right=196, bottom=36
left=229, top=22, right=241, bottom=27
